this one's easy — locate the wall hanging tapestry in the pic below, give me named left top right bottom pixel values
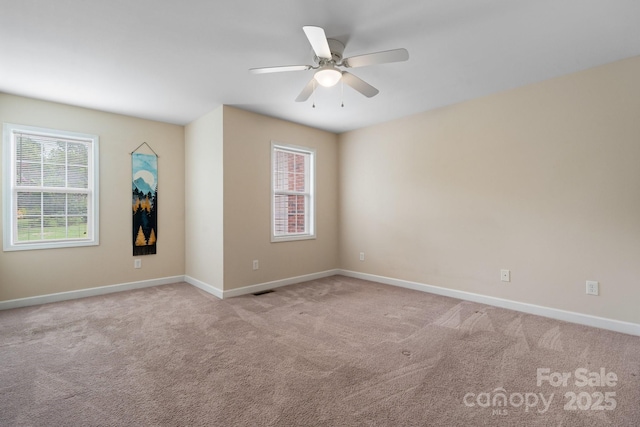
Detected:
left=131, top=143, right=158, bottom=255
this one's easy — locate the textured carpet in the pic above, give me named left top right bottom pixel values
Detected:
left=1, top=276, right=639, bottom=426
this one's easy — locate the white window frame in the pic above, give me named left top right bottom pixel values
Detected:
left=271, top=141, right=315, bottom=242
left=3, top=123, right=99, bottom=251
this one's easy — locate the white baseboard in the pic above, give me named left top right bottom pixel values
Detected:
left=0, top=275, right=185, bottom=311
left=185, top=270, right=340, bottom=299
left=184, top=275, right=223, bottom=299
left=338, top=270, right=640, bottom=337
left=222, top=269, right=341, bottom=299
left=4, top=268, right=637, bottom=337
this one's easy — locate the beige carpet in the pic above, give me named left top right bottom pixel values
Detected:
left=1, top=276, right=638, bottom=426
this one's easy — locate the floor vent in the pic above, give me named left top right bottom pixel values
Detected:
left=252, top=289, right=275, bottom=296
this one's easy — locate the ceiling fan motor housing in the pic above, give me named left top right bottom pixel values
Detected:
left=317, top=39, right=344, bottom=64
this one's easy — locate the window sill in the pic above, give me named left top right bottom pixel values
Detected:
left=271, top=234, right=316, bottom=243
left=3, top=239, right=99, bottom=252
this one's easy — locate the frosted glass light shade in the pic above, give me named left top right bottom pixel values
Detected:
left=314, top=67, right=342, bottom=87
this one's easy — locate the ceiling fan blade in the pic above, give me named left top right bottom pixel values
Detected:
left=302, top=26, right=332, bottom=60
left=295, top=78, right=317, bottom=102
left=249, top=65, right=311, bottom=74
left=341, top=72, right=379, bottom=98
left=344, top=48, right=409, bottom=68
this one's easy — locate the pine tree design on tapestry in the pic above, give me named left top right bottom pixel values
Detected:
left=132, top=153, right=158, bottom=255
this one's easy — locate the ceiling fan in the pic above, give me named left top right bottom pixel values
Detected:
left=249, top=26, right=409, bottom=102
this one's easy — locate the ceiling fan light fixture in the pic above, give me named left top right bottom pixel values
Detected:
left=314, top=66, right=342, bottom=87
left=250, top=26, right=406, bottom=102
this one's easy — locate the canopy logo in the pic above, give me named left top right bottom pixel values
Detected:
left=463, top=389, right=553, bottom=415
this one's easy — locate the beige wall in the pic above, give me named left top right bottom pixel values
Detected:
left=222, top=106, right=339, bottom=290
left=0, top=94, right=185, bottom=301
left=3, top=56, right=639, bottom=328
left=339, top=56, right=640, bottom=324
left=184, top=106, right=224, bottom=289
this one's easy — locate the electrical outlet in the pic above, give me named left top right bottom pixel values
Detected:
left=134, top=259, right=142, bottom=269
left=500, top=269, right=510, bottom=282
left=359, top=252, right=365, bottom=261
left=252, top=260, right=259, bottom=270
left=586, top=280, right=599, bottom=296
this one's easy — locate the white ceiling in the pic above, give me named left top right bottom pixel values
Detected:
left=1, top=1, right=639, bottom=134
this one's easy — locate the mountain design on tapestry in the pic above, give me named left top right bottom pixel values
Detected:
left=132, top=177, right=153, bottom=196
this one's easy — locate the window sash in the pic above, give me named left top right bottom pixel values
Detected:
left=273, top=193, right=310, bottom=236
left=13, top=190, right=92, bottom=243
left=15, top=132, right=90, bottom=190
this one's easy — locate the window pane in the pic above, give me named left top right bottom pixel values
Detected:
left=43, top=164, right=66, bottom=187
left=295, top=171, right=305, bottom=192
left=287, top=172, right=295, bottom=191
left=287, top=194, right=296, bottom=233
left=42, top=141, right=66, bottom=164
left=17, top=217, right=41, bottom=241
left=68, top=216, right=88, bottom=238
left=274, top=170, right=286, bottom=192
left=43, top=216, right=67, bottom=239
left=279, top=150, right=292, bottom=168
left=274, top=194, right=287, bottom=235
left=16, top=138, right=41, bottom=161
left=274, top=150, right=293, bottom=191
left=296, top=195, right=306, bottom=232
left=43, top=193, right=66, bottom=215
left=294, top=153, right=304, bottom=172
left=17, top=192, right=42, bottom=216
left=16, top=161, right=41, bottom=186
left=68, top=193, right=88, bottom=215
left=67, top=143, right=88, bottom=166
left=283, top=194, right=306, bottom=233
left=68, top=165, right=88, bottom=188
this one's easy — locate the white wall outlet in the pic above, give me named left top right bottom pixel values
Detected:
left=359, top=252, right=365, bottom=262
left=500, top=269, right=510, bottom=282
left=134, top=259, right=142, bottom=269
left=252, top=260, right=259, bottom=270
left=586, top=280, right=599, bottom=296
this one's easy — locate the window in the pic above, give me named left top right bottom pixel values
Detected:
left=3, top=123, right=99, bottom=251
left=271, top=142, right=315, bottom=242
